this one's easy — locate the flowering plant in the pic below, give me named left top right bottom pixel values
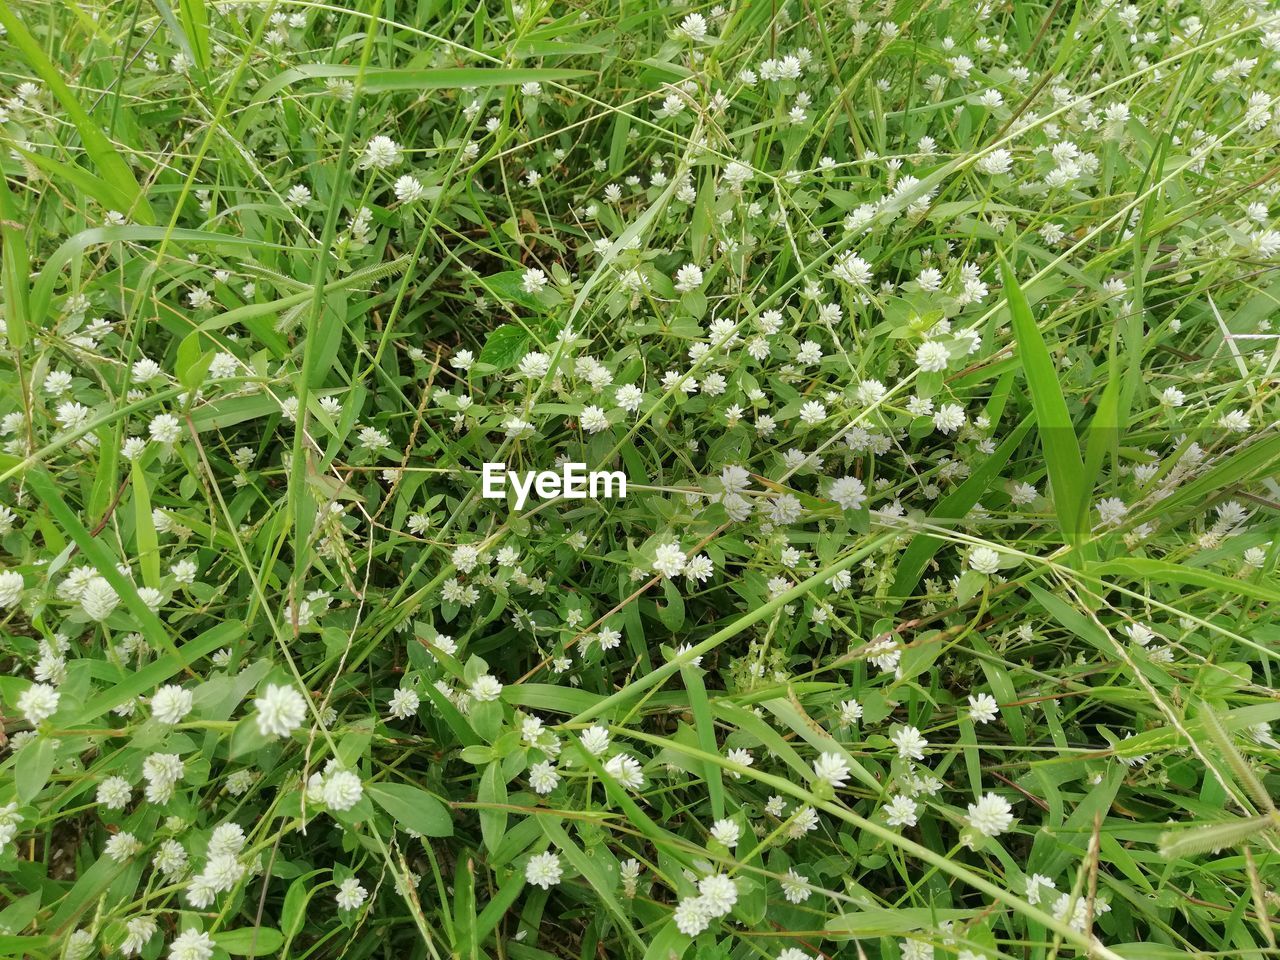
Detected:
left=0, top=1, right=1278, bottom=959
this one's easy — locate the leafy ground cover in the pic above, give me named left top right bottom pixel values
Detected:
left=1, top=1, right=1279, bottom=959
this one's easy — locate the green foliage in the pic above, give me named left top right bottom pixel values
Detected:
left=0, top=1, right=1278, bottom=959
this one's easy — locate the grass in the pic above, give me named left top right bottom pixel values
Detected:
left=0, top=0, right=1279, bottom=959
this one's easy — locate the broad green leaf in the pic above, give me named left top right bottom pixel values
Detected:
left=15, top=736, right=57, bottom=803
left=367, top=782, right=454, bottom=838
left=479, top=324, right=531, bottom=370
left=213, top=928, right=285, bottom=956
left=281, top=870, right=326, bottom=939
left=176, top=330, right=216, bottom=392
left=478, top=762, right=507, bottom=853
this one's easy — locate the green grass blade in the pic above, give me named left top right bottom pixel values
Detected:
left=998, top=251, right=1087, bottom=550
left=0, top=5, right=153, bottom=223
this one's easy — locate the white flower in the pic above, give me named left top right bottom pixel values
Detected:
left=915, top=340, right=950, bottom=372
left=518, top=351, right=551, bottom=378
left=521, top=268, right=548, bottom=294
left=320, top=768, right=363, bottom=811
left=933, top=403, right=965, bottom=433
left=967, top=693, right=999, bottom=724
left=255, top=684, right=307, bottom=738
left=787, top=804, right=820, bottom=838
left=170, top=558, right=198, bottom=586
left=149, top=413, right=182, bottom=444
left=580, top=725, right=611, bottom=755
left=684, top=555, right=714, bottom=584
left=967, top=792, right=1015, bottom=837
left=208, top=823, right=246, bottom=857
left=709, top=818, right=740, bottom=847
left=615, top=384, right=643, bottom=412
left=977, top=148, right=1013, bottom=174
left=722, top=160, right=752, bottom=189
left=97, top=776, right=132, bottom=809
left=678, top=12, right=709, bottom=41
left=652, top=542, right=686, bottom=578
left=362, top=135, right=402, bottom=169
left=798, top=400, right=826, bottom=425
left=525, top=851, right=563, bottom=889
left=968, top=546, right=1000, bottom=575
left=780, top=869, right=811, bottom=904
left=580, top=405, right=610, bottom=433
left=168, top=928, right=215, bottom=960
left=674, top=263, right=704, bottom=292
left=121, top=915, right=158, bottom=956
left=529, top=761, right=559, bottom=794
left=812, top=752, right=850, bottom=788
left=1026, top=873, right=1056, bottom=905
left=698, top=873, right=738, bottom=915
left=137, top=587, right=165, bottom=612
left=1219, top=410, right=1251, bottom=433
left=80, top=576, right=119, bottom=621
left=891, top=725, right=928, bottom=760
left=470, top=674, right=503, bottom=702
left=105, top=831, right=143, bottom=862
left=17, top=683, right=60, bottom=725
left=393, top=175, right=425, bottom=203
left=830, top=476, right=866, bottom=510
left=152, top=838, right=188, bottom=879
left=336, top=876, right=368, bottom=910
left=0, top=570, right=23, bottom=607
left=839, top=699, right=863, bottom=725
left=673, top=895, right=714, bottom=936
left=884, top=794, right=919, bottom=827
left=1095, top=497, right=1129, bottom=527
left=603, top=753, right=645, bottom=790
left=832, top=252, right=873, bottom=285
left=388, top=688, right=420, bottom=720
left=142, top=752, right=184, bottom=803
left=151, top=685, right=193, bottom=724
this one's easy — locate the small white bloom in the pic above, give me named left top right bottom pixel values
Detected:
left=151, top=684, right=193, bottom=724
left=254, top=684, right=308, bottom=738
left=17, top=682, right=60, bottom=725
left=336, top=876, right=368, bottom=910
left=968, top=546, right=1000, bottom=575
left=470, top=674, right=503, bottom=702
left=393, top=175, right=426, bottom=203
left=525, top=851, right=563, bottom=889
left=967, top=693, right=999, bottom=724
left=883, top=794, right=919, bottom=827
left=812, top=752, right=851, bottom=788
left=388, top=688, right=421, bottom=720
left=967, top=792, right=1015, bottom=837
left=891, top=725, right=928, bottom=760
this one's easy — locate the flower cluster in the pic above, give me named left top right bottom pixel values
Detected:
left=0, top=0, right=1276, bottom=957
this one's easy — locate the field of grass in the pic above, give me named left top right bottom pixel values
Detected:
left=1, top=0, right=1279, bottom=958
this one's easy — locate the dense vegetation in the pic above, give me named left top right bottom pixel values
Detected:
left=1, top=1, right=1279, bottom=959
